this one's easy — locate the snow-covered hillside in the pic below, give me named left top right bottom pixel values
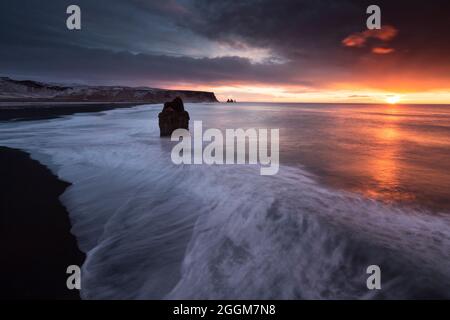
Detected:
left=0, top=77, right=218, bottom=103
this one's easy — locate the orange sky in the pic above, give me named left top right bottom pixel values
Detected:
left=162, top=22, right=450, bottom=105
left=166, top=82, right=450, bottom=105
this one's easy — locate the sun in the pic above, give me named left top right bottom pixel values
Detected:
left=386, top=95, right=401, bottom=104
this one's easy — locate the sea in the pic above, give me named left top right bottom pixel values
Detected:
left=0, top=102, right=449, bottom=299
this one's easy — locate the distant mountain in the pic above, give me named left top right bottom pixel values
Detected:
left=0, top=77, right=218, bottom=103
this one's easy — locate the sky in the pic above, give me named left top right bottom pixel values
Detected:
left=0, top=0, right=449, bottom=103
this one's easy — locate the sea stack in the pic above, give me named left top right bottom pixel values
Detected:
left=158, top=97, right=190, bottom=137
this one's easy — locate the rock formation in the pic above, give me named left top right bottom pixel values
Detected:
left=158, top=97, right=190, bottom=137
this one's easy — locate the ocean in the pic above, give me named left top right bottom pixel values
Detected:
left=0, top=102, right=449, bottom=299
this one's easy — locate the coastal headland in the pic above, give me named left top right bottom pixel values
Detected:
left=0, top=77, right=218, bottom=121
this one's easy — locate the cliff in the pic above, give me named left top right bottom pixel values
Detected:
left=0, top=77, right=218, bottom=104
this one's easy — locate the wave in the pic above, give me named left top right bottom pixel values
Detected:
left=166, top=165, right=450, bottom=299
left=0, top=104, right=449, bottom=299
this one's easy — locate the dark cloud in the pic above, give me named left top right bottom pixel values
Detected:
left=0, top=0, right=449, bottom=91
left=0, top=43, right=300, bottom=87
left=180, top=0, right=450, bottom=57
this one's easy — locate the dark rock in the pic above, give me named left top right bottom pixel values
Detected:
left=158, top=97, right=190, bottom=137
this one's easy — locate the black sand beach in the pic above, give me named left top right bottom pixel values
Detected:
left=0, top=147, right=85, bottom=300
left=0, top=102, right=144, bottom=121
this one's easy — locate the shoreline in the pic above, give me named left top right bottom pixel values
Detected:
left=0, top=146, right=85, bottom=300
left=0, top=102, right=147, bottom=121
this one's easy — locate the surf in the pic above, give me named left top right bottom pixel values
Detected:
left=0, top=103, right=449, bottom=299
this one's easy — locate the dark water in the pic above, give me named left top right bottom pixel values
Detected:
left=0, top=103, right=449, bottom=299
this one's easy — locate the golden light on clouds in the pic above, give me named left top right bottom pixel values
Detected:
left=372, top=47, right=395, bottom=55
left=342, top=25, right=398, bottom=48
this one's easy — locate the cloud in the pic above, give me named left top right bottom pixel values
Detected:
left=342, top=25, right=398, bottom=48
left=372, top=47, right=395, bottom=55
left=0, top=0, right=449, bottom=96
left=348, top=95, right=370, bottom=98
left=0, top=43, right=300, bottom=87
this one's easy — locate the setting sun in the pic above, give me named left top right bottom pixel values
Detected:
left=386, top=95, right=401, bottom=104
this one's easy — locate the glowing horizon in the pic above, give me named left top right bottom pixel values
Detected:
left=163, top=83, right=450, bottom=105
